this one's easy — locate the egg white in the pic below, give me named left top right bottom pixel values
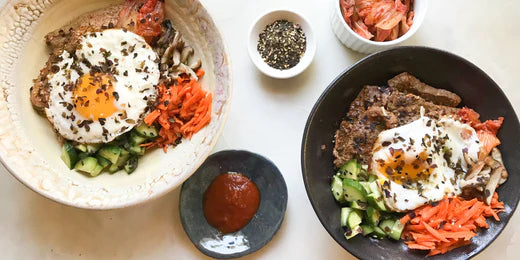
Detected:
left=45, top=29, right=160, bottom=143
left=371, top=112, right=481, bottom=212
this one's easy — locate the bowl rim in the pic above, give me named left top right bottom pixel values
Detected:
left=333, top=0, right=428, bottom=46
left=0, top=0, right=233, bottom=210
left=300, top=46, right=520, bottom=259
left=247, top=9, right=316, bottom=79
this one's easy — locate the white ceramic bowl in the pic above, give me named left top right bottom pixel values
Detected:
left=0, top=0, right=232, bottom=209
left=331, top=0, right=428, bottom=54
left=248, top=10, right=316, bottom=79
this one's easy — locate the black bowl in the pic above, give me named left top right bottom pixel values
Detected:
left=301, top=46, right=520, bottom=259
left=179, top=150, right=288, bottom=259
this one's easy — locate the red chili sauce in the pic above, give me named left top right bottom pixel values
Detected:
left=203, top=172, right=261, bottom=234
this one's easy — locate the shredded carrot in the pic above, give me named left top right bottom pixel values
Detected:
left=401, top=193, right=504, bottom=256
left=142, top=70, right=212, bottom=152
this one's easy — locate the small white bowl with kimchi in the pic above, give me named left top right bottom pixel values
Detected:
left=332, top=0, right=428, bottom=54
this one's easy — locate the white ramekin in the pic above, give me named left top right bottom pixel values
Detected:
left=331, top=0, right=428, bottom=54
left=248, top=9, right=316, bottom=79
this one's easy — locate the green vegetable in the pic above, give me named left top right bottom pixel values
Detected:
left=343, top=178, right=367, bottom=202
left=331, top=175, right=346, bottom=203
left=74, top=157, right=98, bottom=174
left=351, top=200, right=368, bottom=210
left=389, top=220, right=405, bottom=240
left=347, top=210, right=363, bottom=229
left=61, top=142, right=78, bottom=169
left=340, top=207, right=352, bottom=227
left=371, top=226, right=387, bottom=238
left=134, top=123, right=158, bottom=138
left=379, top=219, right=396, bottom=235
left=344, top=226, right=363, bottom=240
left=338, top=159, right=361, bottom=180
left=360, top=224, right=375, bottom=236
left=98, top=146, right=121, bottom=164
left=124, top=156, right=138, bottom=174
left=366, top=206, right=381, bottom=226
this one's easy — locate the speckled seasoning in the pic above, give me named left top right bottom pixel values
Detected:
left=257, top=19, right=306, bottom=70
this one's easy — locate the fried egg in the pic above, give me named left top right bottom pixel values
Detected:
left=371, top=108, right=481, bottom=212
left=45, top=29, right=160, bottom=143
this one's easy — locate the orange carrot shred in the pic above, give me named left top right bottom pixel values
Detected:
left=141, top=74, right=212, bottom=152
left=403, top=193, right=504, bottom=256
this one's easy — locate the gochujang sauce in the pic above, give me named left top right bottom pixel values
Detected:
left=203, top=172, right=261, bottom=234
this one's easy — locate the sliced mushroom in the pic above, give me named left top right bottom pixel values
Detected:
left=465, top=161, right=485, bottom=181
left=189, top=59, right=202, bottom=71
left=172, top=49, right=181, bottom=67
left=491, top=148, right=504, bottom=164
left=484, top=166, right=504, bottom=205
left=178, top=63, right=198, bottom=80
left=463, top=152, right=475, bottom=167
left=180, top=46, right=193, bottom=64
left=484, top=156, right=501, bottom=169
left=161, top=45, right=175, bottom=64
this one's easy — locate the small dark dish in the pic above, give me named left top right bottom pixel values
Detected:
left=180, top=150, right=288, bottom=259
left=301, top=46, right=520, bottom=259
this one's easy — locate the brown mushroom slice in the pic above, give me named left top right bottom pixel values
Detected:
left=463, top=152, right=475, bottom=167
left=484, top=156, right=501, bottom=169
left=465, top=161, right=486, bottom=181
left=172, top=49, right=181, bottom=67
left=485, top=166, right=504, bottom=205
left=161, top=45, right=175, bottom=65
left=189, top=59, right=202, bottom=71
left=180, top=46, right=194, bottom=64
left=491, top=148, right=504, bottom=164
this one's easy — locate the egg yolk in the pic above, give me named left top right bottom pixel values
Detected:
left=376, top=149, right=434, bottom=184
left=73, top=73, right=118, bottom=120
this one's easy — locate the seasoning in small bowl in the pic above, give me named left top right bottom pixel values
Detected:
left=248, top=10, right=316, bottom=79
left=258, top=20, right=306, bottom=70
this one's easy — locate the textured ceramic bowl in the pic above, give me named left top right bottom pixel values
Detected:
left=248, top=9, right=316, bottom=79
left=302, top=46, right=520, bottom=259
left=331, top=0, right=428, bottom=54
left=0, top=0, right=232, bottom=209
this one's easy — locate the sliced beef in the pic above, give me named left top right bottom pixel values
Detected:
left=30, top=5, right=122, bottom=113
left=333, top=85, right=460, bottom=167
left=388, top=72, right=462, bottom=107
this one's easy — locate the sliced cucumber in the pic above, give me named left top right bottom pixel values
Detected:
left=61, top=142, right=78, bottom=169
left=359, top=181, right=372, bottom=194
left=96, top=156, right=111, bottom=168
left=367, top=193, right=387, bottom=211
left=85, top=144, right=102, bottom=154
left=128, top=144, right=145, bottom=155
left=90, top=164, right=104, bottom=177
left=389, top=220, right=405, bottom=240
left=331, top=175, right=346, bottom=203
left=347, top=210, right=363, bottom=229
left=360, top=224, right=375, bottom=236
left=108, top=149, right=130, bottom=173
left=78, top=152, right=89, bottom=159
left=351, top=200, right=368, bottom=210
left=340, top=207, right=352, bottom=227
left=124, top=156, right=138, bottom=174
left=338, top=159, right=361, bottom=180
left=135, top=123, right=158, bottom=138
left=379, top=219, right=396, bottom=235
left=368, top=174, right=377, bottom=182
left=372, top=226, right=387, bottom=238
left=74, top=144, right=87, bottom=153
left=74, top=157, right=98, bottom=174
left=343, top=179, right=367, bottom=202
left=369, top=181, right=382, bottom=197
left=130, top=131, right=148, bottom=145
left=366, top=206, right=381, bottom=226
left=345, top=226, right=362, bottom=240
left=98, top=145, right=121, bottom=164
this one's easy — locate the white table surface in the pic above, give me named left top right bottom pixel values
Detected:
left=1, top=0, right=519, bottom=259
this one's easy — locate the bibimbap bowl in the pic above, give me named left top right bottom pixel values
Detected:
left=0, top=0, right=232, bottom=209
